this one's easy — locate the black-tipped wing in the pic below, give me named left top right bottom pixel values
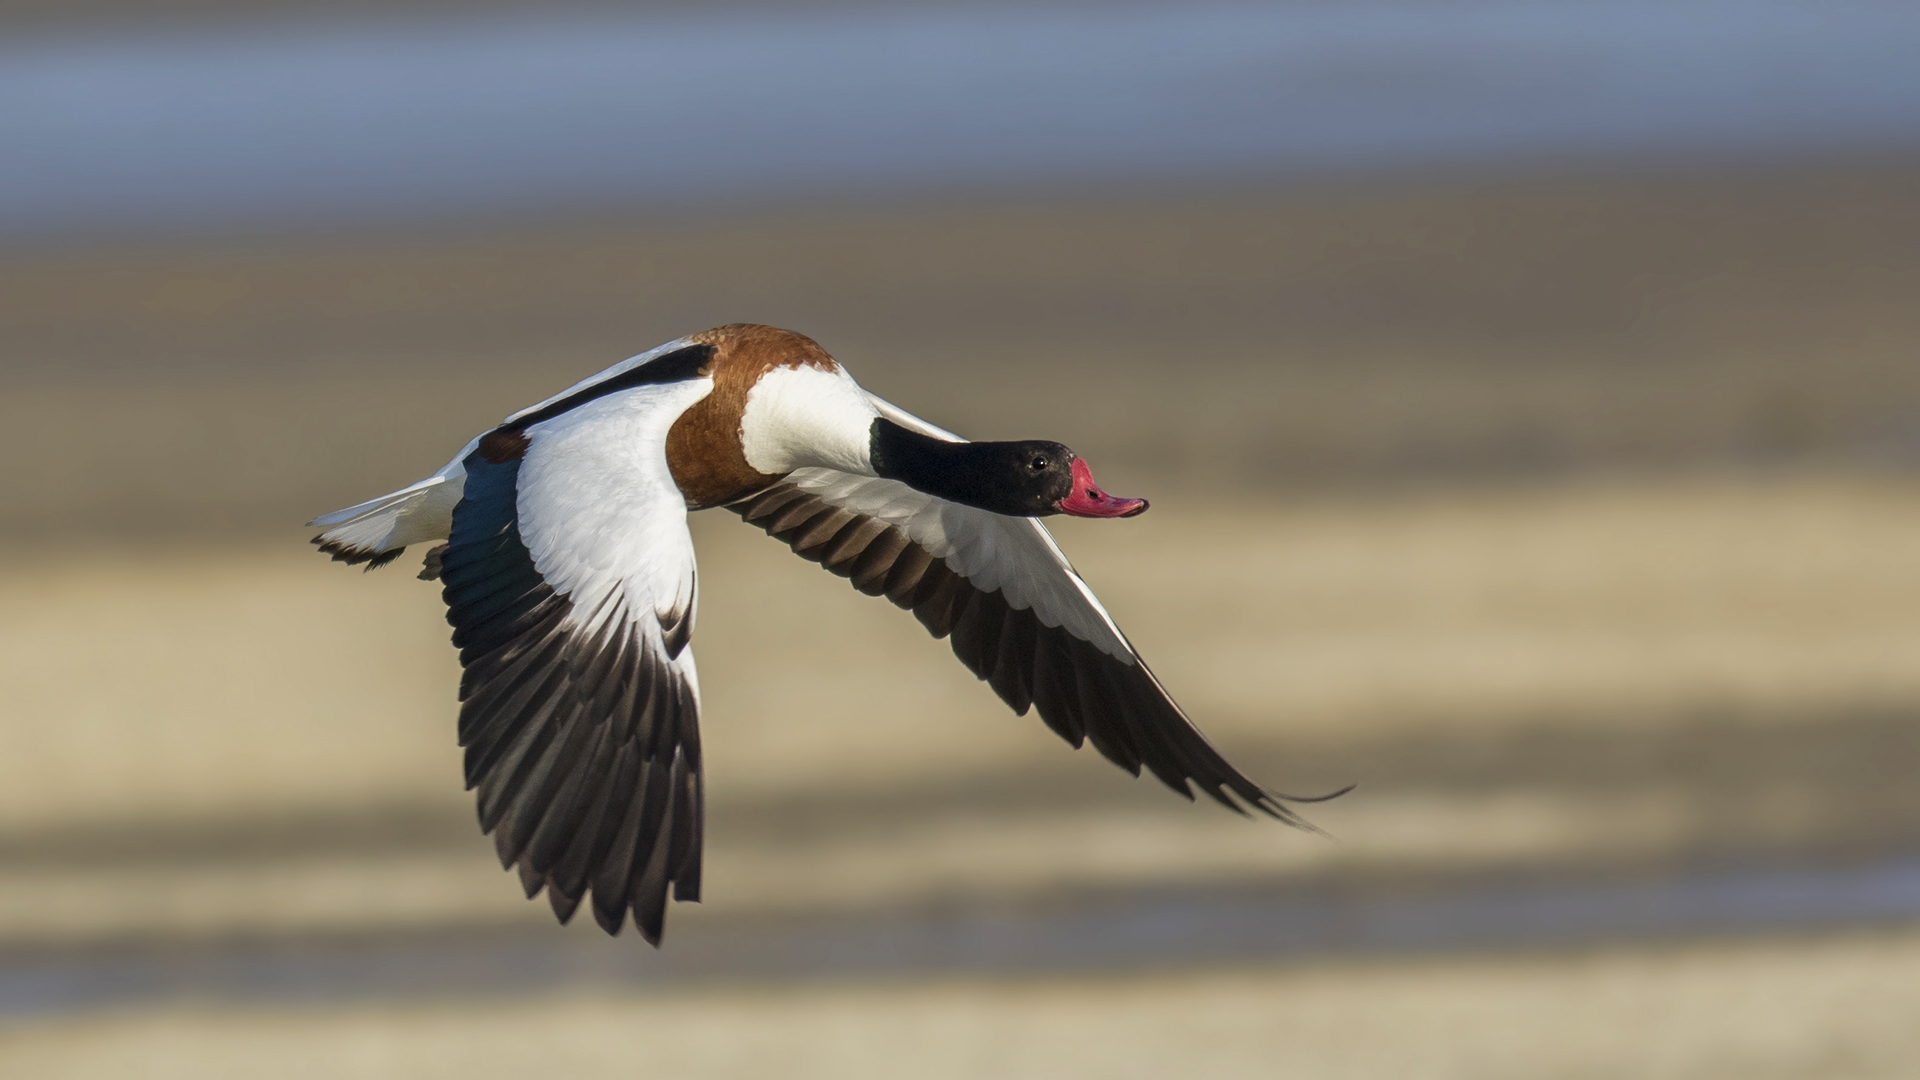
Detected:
left=440, top=380, right=712, bottom=945
left=729, top=455, right=1325, bottom=828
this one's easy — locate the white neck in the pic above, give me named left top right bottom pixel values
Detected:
left=738, top=364, right=881, bottom=476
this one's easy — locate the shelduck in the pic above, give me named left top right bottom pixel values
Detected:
left=312, top=324, right=1329, bottom=944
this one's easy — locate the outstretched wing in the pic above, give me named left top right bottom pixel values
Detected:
left=727, top=398, right=1332, bottom=828
left=440, top=378, right=712, bottom=944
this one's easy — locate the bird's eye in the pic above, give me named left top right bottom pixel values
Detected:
left=1028, top=456, right=1049, bottom=471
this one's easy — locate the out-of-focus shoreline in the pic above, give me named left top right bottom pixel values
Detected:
left=9, top=162, right=1920, bottom=544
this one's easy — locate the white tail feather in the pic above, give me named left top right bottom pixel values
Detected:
left=311, top=442, right=474, bottom=566
left=309, top=474, right=442, bottom=528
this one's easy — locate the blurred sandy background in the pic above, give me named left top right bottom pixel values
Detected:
left=5, top=1, right=1920, bottom=1077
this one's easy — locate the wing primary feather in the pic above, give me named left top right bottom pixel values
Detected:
left=547, top=884, right=583, bottom=924
left=905, top=558, right=958, bottom=613
left=629, top=766, right=677, bottom=946
left=739, top=486, right=812, bottom=524
left=496, top=698, right=597, bottom=866
left=605, top=629, right=647, bottom=744
left=445, top=573, right=549, bottom=630
left=791, top=509, right=860, bottom=555
left=456, top=593, right=569, bottom=665
left=627, top=758, right=674, bottom=889
left=514, top=853, right=545, bottom=898
left=1049, top=634, right=1126, bottom=769
left=457, top=627, right=566, bottom=739
left=588, top=764, right=651, bottom=936
left=770, top=502, right=838, bottom=540
left=473, top=691, right=570, bottom=830
left=1077, top=643, right=1191, bottom=799
left=553, top=740, right=641, bottom=902
left=986, top=604, right=1036, bottom=715
left=911, top=565, right=965, bottom=637
left=821, top=517, right=889, bottom=574
left=524, top=720, right=620, bottom=875
left=673, top=678, right=704, bottom=768
left=645, top=664, right=682, bottom=761
left=456, top=606, right=567, bottom=706
left=659, top=602, right=694, bottom=660
left=672, top=808, right=704, bottom=902
left=848, top=528, right=912, bottom=595
left=973, top=593, right=1010, bottom=678
left=622, top=659, right=664, bottom=759
left=666, top=750, right=704, bottom=902
left=950, top=589, right=1009, bottom=683
left=881, top=542, right=937, bottom=606
left=577, top=611, right=636, bottom=720
left=1028, top=630, right=1087, bottom=748
left=460, top=656, right=568, bottom=785
left=945, top=589, right=991, bottom=678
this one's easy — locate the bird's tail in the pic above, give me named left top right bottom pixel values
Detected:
left=309, top=473, right=460, bottom=572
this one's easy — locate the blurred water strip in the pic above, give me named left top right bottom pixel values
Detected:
left=4, top=0, right=1920, bottom=242
left=5, top=858, right=1919, bottom=1018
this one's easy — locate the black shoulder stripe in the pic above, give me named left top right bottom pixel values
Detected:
left=502, top=343, right=714, bottom=435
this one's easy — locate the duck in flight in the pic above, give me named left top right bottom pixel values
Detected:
left=312, top=324, right=1330, bottom=945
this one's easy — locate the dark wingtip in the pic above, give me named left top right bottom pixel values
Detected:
left=1284, top=782, right=1358, bottom=804
left=1245, top=783, right=1357, bottom=838
left=312, top=534, right=405, bottom=571
left=547, top=886, right=583, bottom=925
left=591, top=901, right=626, bottom=937
left=516, top=860, right=544, bottom=898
